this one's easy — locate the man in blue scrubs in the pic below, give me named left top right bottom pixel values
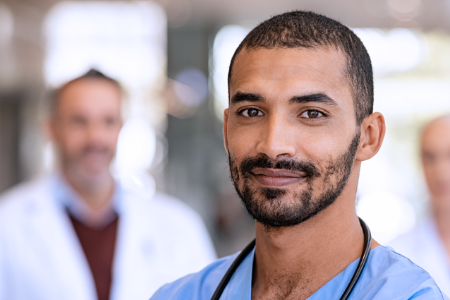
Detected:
left=151, top=11, right=448, bottom=300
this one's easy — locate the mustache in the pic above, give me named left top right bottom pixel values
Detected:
left=80, top=146, right=110, bottom=156
left=239, top=154, right=321, bottom=179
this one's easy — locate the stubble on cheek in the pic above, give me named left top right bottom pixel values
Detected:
left=229, top=154, right=240, bottom=183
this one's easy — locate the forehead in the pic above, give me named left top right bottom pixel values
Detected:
left=422, top=118, right=450, bottom=151
left=229, top=47, right=352, bottom=105
left=56, top=79, right=121, bottom=113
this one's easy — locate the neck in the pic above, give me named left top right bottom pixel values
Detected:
left=251, top=169, right=377, bottom=300
left=62, top=168, right=115, bottom=213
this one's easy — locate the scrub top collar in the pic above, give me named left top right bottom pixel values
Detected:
left=221, top=247, right=364, bottom=300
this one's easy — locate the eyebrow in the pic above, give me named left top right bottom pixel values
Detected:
left=230, top=92, right=264, bottom=104
left=230, top=92, right=338, bottom=106
left=290, top=93, right=337, bottom=106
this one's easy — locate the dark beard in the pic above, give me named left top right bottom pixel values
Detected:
left=229, top=131, right=361, bottom=228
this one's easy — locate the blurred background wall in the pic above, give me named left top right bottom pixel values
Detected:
left=1, top=0, right=450, bottom=257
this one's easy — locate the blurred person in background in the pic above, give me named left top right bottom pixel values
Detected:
left=389, top=115, right=450, bottom=296
left=151, top=11, right=446, bottom=300
left=0, top=69, right=216, bottom=300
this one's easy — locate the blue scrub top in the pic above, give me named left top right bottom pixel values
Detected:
left=150, top=246, right=448, bottom=300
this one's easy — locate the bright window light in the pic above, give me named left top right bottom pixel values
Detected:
left=115, top=118, right=156, bottom=173
left=114, top=118, right=157, bottom=198
left=43, top=1, right=166, bottom=88
left=211, top=25, right=249, bottom=120
left=353, top=28, right=426, bottom=76
left=357, top=192, right=416, bottom=244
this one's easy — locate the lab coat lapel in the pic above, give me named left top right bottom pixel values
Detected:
left=110, top=192, right=162, bottom=300
left=26, top=178, right=97, bottom=300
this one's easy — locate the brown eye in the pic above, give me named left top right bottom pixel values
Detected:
left=242, top=108, right=263, bottom=117
left=308, top=111, right=319, bottom=118
left=300, top=110, right=323, bottom=119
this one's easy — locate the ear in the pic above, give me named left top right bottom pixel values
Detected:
left=223, top=108, right=230, bottom=153
left=355, top=112, right=386, bottom=161
left=45, top=117, right=57, bottom=141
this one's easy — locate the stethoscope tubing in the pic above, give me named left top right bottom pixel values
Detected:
left=210, top=217, right=371, bottom=300
left=339, top=218, right=372, bottom=300
left=210, top=239, right=256, bottom=300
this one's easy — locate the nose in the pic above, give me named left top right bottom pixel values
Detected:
left=255, top=114, right=296, bottom=160
left=86, top=122, right=108, bottom=144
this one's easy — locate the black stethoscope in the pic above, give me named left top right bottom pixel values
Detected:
left=211, top=218, right=371, bottom=300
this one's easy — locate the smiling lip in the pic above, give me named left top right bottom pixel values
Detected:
left=250, top=168, right=307, bottom=187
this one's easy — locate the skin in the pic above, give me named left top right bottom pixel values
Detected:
left=49, top=78, right=123, bottom=212
left=224, top=47, right=385, bottom=299
left=421, top=116, right=450, bottom=255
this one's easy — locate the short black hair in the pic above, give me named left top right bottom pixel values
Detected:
left=228, top=11, right=373, bottom=125
left=50, top=68, right=122, bottom=115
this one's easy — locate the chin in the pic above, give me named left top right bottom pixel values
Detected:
left=81, top=165, right=110, bottom=179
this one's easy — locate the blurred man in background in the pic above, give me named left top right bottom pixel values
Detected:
left=390, top=115, right=450, bottom=296
left=0, top=69, right=216, bottom=300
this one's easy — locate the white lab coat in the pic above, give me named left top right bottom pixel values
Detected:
left=388, top=217, right=450, bottom=296
left=0, top=176, right=216, bottom=300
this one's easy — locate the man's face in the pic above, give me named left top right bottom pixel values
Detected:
left=421, top=118, right=450, bottom=210
left=224, top=47, right=360, bottom=228
left=51, top=79, right=122, bottom=179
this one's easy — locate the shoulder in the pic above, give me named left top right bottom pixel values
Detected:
left=150, top=192, right=204, bottom=221
left=0, top=177, right=49, bottom=202
left=0, top=177, right=51, bottom=218
left=354, top=246, right=447, bottom=299
left=122, top=190, right=217, bottom=263
left=150, top=253, right=238, bottom=300
left=124, top=191, right=207, bottom=228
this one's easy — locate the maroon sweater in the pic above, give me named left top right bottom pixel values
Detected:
left=69, top=213, right=119, bottom=300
